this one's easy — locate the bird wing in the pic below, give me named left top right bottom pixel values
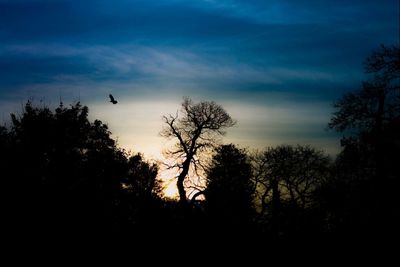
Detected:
left=109, top=94, right=115, bottom=101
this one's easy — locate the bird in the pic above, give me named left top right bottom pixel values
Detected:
left=109, top=94, right=118, bottom=104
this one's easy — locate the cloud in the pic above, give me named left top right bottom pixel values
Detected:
left=169, top=0, right=399, bottom=27
left=2, top=0, right=396, bottom=46
left=0, top=43, right=344, bottom=87
left=0, top=0, right=397, bottom=160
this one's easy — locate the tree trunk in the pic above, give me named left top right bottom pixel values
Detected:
left=190, top=191, right=205, bottom=205
left=177, top=157, right=191, bottom=205
left=271, top=179, right=281, bottom=234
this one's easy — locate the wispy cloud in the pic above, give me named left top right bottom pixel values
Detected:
left=0, top=0, right=397, bottom=160
left=181, top=0, right=399, bottom=26
left=1, top=43, right=342, bottom=87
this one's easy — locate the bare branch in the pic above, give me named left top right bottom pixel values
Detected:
left=162, top=114, right=189, bottom=155
left=190, top=190, right=206, bottom=205
left=160, top=97, right=236, bottom=203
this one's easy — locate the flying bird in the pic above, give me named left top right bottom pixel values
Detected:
left=109, top=94, right=118, bottom=104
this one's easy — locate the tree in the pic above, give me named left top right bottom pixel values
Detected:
left=6, top=101, right=127, bottom=231
left=0, top=125, right=11, bottom=169
left=329, top=44, right=399, bottom=184
left=327, top=44, right=400, bottom=234
left=252, top=145, right=330, bottom=235
left=0, top=125, right=13, bottom=211
left=329, top=45, right=399, bottom=174
left=328, top=44, right=399, bottom=189
left=115, top=153, right=161, bottom=228
left=124, top=153, right=160, bottom=199
left=329, top=44, right=399, bottom=135
left=3, top=101, right=162, bottom=234
left=161, top=97, right=235, bottom=205
left=204, top=144, right=254, bottom=226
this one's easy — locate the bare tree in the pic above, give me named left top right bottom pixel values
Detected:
left=329, top=44, right=399, bottom=181
left=160, top=97, right=235, bottom=205
left=252, top=145, right=330, bottom=225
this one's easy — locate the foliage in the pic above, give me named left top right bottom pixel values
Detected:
left=1, top=45, right=399, bottom=239
left=2, top=101, right=159, bottom=234
left=325, top=44, right=400, bottom=235
left=329, top=44, right=399, bottom=134
left=204, top=144, right=254, bottom=226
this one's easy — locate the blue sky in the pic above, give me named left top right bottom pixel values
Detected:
left=0, top=0, right=399, bottom=158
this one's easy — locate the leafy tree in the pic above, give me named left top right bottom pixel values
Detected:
left=161, top=97, right=235, bottom=205
left=124, top=153, right=160, bottom=199
left=117, top=153, right=163, bottom=227
left=4, top=101, right=159, bottom=233
left=204, top=144, right=254, bottom=226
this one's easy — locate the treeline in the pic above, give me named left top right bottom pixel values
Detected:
left=0, top=45, right=398, bottom=239
left=0, top=102, right=164, bottom=234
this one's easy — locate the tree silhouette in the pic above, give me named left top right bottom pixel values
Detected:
left=117, top=153, right=162, bottom=227
left=204, top=144, right=254, bottom=227
left=329, top=45, right=399, bottom=175
left=0, top=125, right=11, bottom=167
left=0, top=125, right=13, bottom=214
left=329, top=45, right=399, bottom=177
left=327, top=44, right=400, bottom=236
left=253, top=145, right=330, bottom=235
left=2, top=44, right=397, bottom=239
left=124, top=153, right=160, bottom=199
left=161, top=97, right=235, bottom=205
left=329, top=45, right=399, bottom=152
left=4, top=101, right=159, bottom=234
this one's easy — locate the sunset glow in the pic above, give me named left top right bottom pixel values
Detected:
left=1, top=0, right=398, bottom=239
left=0, top=0, right=398, bottom=197
left=1, top=1, right=398, bottom=163
left=162, top=179, right=179, bottom=199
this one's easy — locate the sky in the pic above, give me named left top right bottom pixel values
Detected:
left=0, top=0, right=399, bottom=161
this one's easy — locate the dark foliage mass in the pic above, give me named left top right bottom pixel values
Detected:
left=204, top=144, right=254, bottom=228
left=325, top=44, right=400, bottom=238
left=1, top=101, right=161, bottom=236
left=252, top=145, right=331, bottom=237
left=1, top=45, right=399, bottom=242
